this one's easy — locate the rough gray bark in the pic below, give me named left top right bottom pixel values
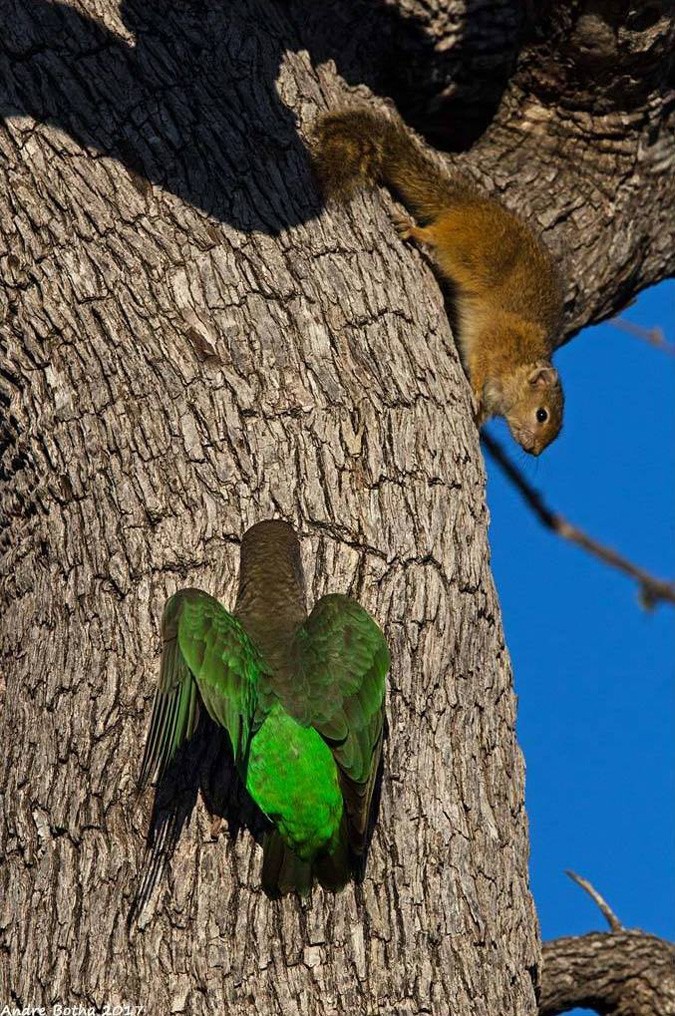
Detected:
left=461, top=2, right=675, bottom=338
left=0, top=4, right=535, bottom=1013
left=0, top=2, right=672, bottom=1015
left=540, top=931, right=675, bottom=1015
left=388, top=0, right=675, bottom=337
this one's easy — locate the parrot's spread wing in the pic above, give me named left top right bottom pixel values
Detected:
left=139, top=588, right=262, bottom=788
left=293, top=594, right=389, bottom=853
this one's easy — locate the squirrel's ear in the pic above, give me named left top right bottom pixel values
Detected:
left=528, top=365, right=558, bottom=389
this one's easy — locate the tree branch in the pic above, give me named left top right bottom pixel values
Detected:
left=564, top=870, right=623, bottom=933
left=611, top=317, right=675, bottom=357
left=539, top=873, right=675, bottom=1016
left=449, top=6, right=675, bottom=341
left=481, top=432, right=675, bottom=608
left=539, top=931, right=675, bottom=1016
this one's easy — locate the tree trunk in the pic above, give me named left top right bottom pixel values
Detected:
left=0, top=2, right=672, bottom=1014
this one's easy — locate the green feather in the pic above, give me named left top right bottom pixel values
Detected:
left=140, top=581, right=389, bottom=896
left=246, top=705, right=344, bottom=860
left=139, top=588, right=262, bottom=788
left=291, top=593, right=389, bottom=853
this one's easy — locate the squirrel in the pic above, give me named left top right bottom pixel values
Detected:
left=311, top=109, right=564, bottom=455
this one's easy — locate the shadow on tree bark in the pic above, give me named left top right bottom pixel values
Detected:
left=129, top=711, right=387, bottom=921
left=0, top=0, right=532, bottom=233
left=128, top=717, right=265, bottom=923
left=2, top=0, right=671, bottom=335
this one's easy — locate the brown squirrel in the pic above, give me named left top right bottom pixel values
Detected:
left=311, top=109, right=564, bottom=455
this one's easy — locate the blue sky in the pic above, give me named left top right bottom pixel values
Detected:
left=485, top=278, right=675, bottom=1008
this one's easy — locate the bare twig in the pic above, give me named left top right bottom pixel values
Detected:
left=481, top=432, right=675, bottom=609
left=565, top=870, right=624, bottom=932
left=611, top=316, right=675, bottom=356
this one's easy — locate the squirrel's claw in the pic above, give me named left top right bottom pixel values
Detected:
left=474, top=401, right=488, bottom=428
left=391, top=211, right=415, bottom=241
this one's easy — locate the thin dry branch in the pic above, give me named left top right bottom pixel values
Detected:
left=611, top=317, right=675, bottom=356
left=565, top=870, right=624, bottom=933
left=481, top=432, right=675, bottom=609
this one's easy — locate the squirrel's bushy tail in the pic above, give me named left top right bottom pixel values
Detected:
left=312, top=109, right=472, bottom=224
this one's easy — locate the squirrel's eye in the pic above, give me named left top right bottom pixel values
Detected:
left=536, top=408, right=548, bottom=423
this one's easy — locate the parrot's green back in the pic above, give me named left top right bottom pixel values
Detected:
left=246, top=705, right=343, bottom=858
left=140, top=520, right=389, bottom=897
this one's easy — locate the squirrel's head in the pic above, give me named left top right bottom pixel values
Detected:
left=485, top=363, right=563, bottom=455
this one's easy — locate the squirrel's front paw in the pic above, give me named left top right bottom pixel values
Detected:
left=391, top=211, right=415, bottom=241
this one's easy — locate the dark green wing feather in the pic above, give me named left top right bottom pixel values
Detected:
left=139, top=588, right=262, bottom=788
left=292, top=594, right=389, bottom=853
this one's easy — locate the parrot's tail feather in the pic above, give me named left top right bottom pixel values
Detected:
left=261, top=830, right=312, bottom=898
left=261, top=826, right=351, bottom=897
left=314, top=822, right=350, bottom=893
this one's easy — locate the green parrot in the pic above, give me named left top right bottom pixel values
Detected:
left=139, top=519, right=389, bottom=896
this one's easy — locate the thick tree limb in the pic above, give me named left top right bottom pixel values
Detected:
left=366, top=0, right=675, bottom=339
left=540, top=931, right=675, bottom=1016
left=540, top=873, right=675, bottom=1015
left=482, top=432, right=675, bottom=608
left=1, top=2, right=673, bottom=1013
left=0, top=3, right=539, bottom=1012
